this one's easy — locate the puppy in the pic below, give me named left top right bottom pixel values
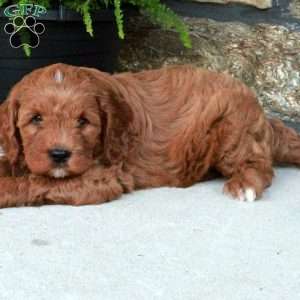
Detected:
left=0, top=63, right=299, bottom=207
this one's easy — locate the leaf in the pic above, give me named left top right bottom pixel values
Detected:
left=114, top=0, right=124, bottom=39
left=20, top=30, right=32, bottom=57
left=0, top=0, right=8, bottom=7
left=22, top=44, right=31, bottom=57
left=127, top=0, right=191, bottom=48
left=80, top=0, right=94, bottom=37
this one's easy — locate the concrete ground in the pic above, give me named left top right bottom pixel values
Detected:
left=0, top=167, right=299, bottom=300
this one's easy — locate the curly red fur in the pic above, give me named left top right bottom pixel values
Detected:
left=0, top=63, right=299, bottom=207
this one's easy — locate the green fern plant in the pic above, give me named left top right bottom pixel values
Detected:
left=113, top=0, right=124, bottom=39
left=129, top=0, right=191, bottom=48
left=0, top=0, right=191, bottom=56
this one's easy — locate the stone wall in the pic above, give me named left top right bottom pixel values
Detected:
left=118, top=12, right=300, bottom=123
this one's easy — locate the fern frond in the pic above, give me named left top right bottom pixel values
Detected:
left=22, top=44, right=31, bottom=57
left=114, top=0, right=124, bottom=39
left=10, top=0, right=50, bottom=10
left=81, top=0, right=94, bottom=37
left=3, top=0, right=191, bottom=56
left=20, top=30, right=31, bottom=57
left=63, top=0, right=94, bottom=36
left=103, top=0, right=110, bottom=7
left=32, top=0, right=51, bottom=9
left=17, top=0, right=28, bottom=11
left=0, top=0, right=8, bottom=7
left=128, top=0, right=191, bottom=48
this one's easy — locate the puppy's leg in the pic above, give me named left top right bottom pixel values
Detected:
left=269, top=118, right=300, bottom=166
left=30, top=166, right=134, bottom=206
left=0, top=166, right=134, bottom=208
left=0, top=143, right=11, bottom=177
left=0, top=161, right=11, bottom=177
left=0, top=177, right=31, bottom=208
left=215, top=102, right=274, bottom=201
left=216, top=136, right=274, bottom=201
left=222, top=161, right=273, bottom=202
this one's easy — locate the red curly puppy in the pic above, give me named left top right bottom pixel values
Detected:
left=0, top=63, right=299, bottom=207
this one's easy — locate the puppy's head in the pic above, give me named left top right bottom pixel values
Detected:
left=1, top=63, right=134, bottom=178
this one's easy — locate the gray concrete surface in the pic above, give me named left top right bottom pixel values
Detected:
left=0, top=167, right=299, bottom=300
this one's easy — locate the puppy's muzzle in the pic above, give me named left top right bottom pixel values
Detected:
left=48, top=148, right=72, bottom=164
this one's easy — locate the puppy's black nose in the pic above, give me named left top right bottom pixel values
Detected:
left=48, top=148, right=71, bottom=164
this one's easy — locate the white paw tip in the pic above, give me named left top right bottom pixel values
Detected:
left=245, top=188, right=256, bottom=202
left=237, top=190, right=246, bottom=201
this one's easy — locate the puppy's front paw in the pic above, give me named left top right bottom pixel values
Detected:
left=223, top=178, right=257, bottom=202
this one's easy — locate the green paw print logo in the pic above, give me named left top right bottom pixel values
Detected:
left=4, top=15, right=45, bottom=48
left=3, top=4, right=47, bottom=49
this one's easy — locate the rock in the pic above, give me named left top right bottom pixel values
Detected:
left=290, top=0, right=300, bottom=18
left=119, top=17, right=300, bottom=123
left=191, top=0, right=272, bottom=9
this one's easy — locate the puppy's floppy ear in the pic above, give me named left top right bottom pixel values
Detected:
left=80, top=67, right=136, bottom=165
left=0, top=86, right=21, bottom=167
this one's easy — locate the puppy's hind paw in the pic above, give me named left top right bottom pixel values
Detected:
left=223, top=179, right=258, bottom=202
left=244, top=188, right=256, bottom=202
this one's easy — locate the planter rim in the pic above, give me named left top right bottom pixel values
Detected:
left=0, top=6, right=125, bottom=22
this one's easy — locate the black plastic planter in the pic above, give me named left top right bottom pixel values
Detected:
left=0, top=7, right=122, bottom=101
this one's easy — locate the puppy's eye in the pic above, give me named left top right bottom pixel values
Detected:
left=77, top=116, right=89, bottom=128
left=30, top=114, right=43, bottom=125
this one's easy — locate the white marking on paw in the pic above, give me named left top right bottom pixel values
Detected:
left=51, top=168, right=68, bottom=178
left=245, top=188, right=256, bottom=202
left=54, top=69, right=64, bottom=83
left=0, top=145, right=5, bottom=158
left=235, top=188, right=256, bottom=202
left=237, top=190, right=246, bottom=201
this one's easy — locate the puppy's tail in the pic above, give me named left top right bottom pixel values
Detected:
left=269, top=118, right=300, bottom=165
